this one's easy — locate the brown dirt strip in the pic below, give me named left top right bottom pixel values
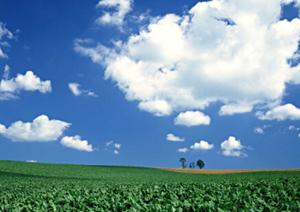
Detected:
left=161, top=168, right=300, bottom=174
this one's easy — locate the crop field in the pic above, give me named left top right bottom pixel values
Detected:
left=0, top=161, right=299, bottom=211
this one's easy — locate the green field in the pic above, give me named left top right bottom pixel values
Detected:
left=0, top=161, right=299, bottom=211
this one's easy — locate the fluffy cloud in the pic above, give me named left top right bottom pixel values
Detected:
left=138, top=100, right=172, bottom=116
left=96, top=0, right=132, bottom=27
left=177, top=147, right=189, bottom=153
left=0, top=115, right=70, bottom=142
left=76, top=0, right=300, bottom=118
left=166, top=133, right=185, bottom=142
left=220, top=136, right=246, bottom=157
left=174, top=111, right=210, bottom=127
left=257, top=104, right=300, bottom=121
left=0, top=70, right=51, bottom=100
left=190, top=140, right=214, bottom=151
left=0, top=23, right=13, bottom=58
left=60, top=135, right=94, bottom=152
left=68, top=82, right=97, bottom=97
left=219, top=103, right=253, bottom=116
left=68, top=82, right=81, bottom=96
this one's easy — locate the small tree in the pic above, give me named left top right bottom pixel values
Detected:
left=189, top=162, right=195, bottom=169
left=179, top=157, right=187, bottom=169
left=196, top=160, right=205, bottom=169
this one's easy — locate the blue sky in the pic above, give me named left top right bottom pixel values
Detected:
left=0, top=0, right=300, bottom=169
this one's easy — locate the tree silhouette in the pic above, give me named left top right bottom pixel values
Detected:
left=196, top=160, right=205, bottom=169
left=189, top=162, right=195, bottom=169
left=179, top=157, right=187, bottom=168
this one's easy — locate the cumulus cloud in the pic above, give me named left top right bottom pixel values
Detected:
left=0, top=70, right=51, bottom=100
left=174, top=111, right=210, bottom=127
left=166, top=133, right=185, bottom=142
left=257, top=104, right=300, bottom=121
left=0, top=115, right=70, bottom=142
left=76, top=0, right=300, bottom=118
left=68, top=82, right=97, bottom=97
left=220, top=136, right=246, bottom=157
left=138, top=100, right=172, bottom=116
left=96, top=0, right=133, bottom=27
left=219, top=103, right=253, bottom=116
left=177, top=147, right=189, bottom=153
left=60, top=135, right=94, bottom=152
left=190, top=140, right=214, bottom=151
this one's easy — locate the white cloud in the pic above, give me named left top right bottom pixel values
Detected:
left=60, top=135, right=94, bottom=152
left=68, top=82, right=97, bottom=97
left=0, top=23, right=13, bottom=58
left=0, top=115, right=70, bottom=142
left=74, top=39, right=110, bottom=64
left=177, top=147, right=189, bottom=153
left=96, top=0, right=132, bottom=27
left=26, top=160, right=37, bottom=163
left=254, top=127, right=264, bottom=134
left=105, top=140, right=121, bottom=154
left=114, top=143, right=121, bottom=149
left=166, top=133, right=185, bottom=142
left=257, top=104, right=300, bottom=121
left=68, top=82, right=81, bottom=96
left=190, top=140, right=214, bottom=151
left=221, top=136, right=246, bottom=157
left=219, top=103, right=253, bottom=116
left=138, top=100, right=172, bottom=116
left=174, top=111, right=210, bottom=127
left=76, top=0, right=300, bottom=118
left=0, top=71, right=51, bottom=100
left=288, top=125, right=300, bottom=131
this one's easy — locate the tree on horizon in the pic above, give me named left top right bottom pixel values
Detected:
left=196, top=160, right=205, bottom=169
left=189, top=162, right=195, bottom=169
left=179, top=158, right=187, bottom=169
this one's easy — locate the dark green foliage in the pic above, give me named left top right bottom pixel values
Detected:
left=179, top=157, right=187, bottom=169
left=189, top=162, right=195, bottom=169
left=197, top=159, right=205, bottom=169
left=0, top=161, right=299, bottom=211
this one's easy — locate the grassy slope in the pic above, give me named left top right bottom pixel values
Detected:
left=0, top=160, right=300, bottom=184
left=1, top=160, right=300, bottom=210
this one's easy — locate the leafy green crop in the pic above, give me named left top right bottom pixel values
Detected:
left=0, top=161, right=299, bottom=211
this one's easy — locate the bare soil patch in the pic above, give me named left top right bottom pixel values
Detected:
left=161, top=168, right=300, bottom=174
